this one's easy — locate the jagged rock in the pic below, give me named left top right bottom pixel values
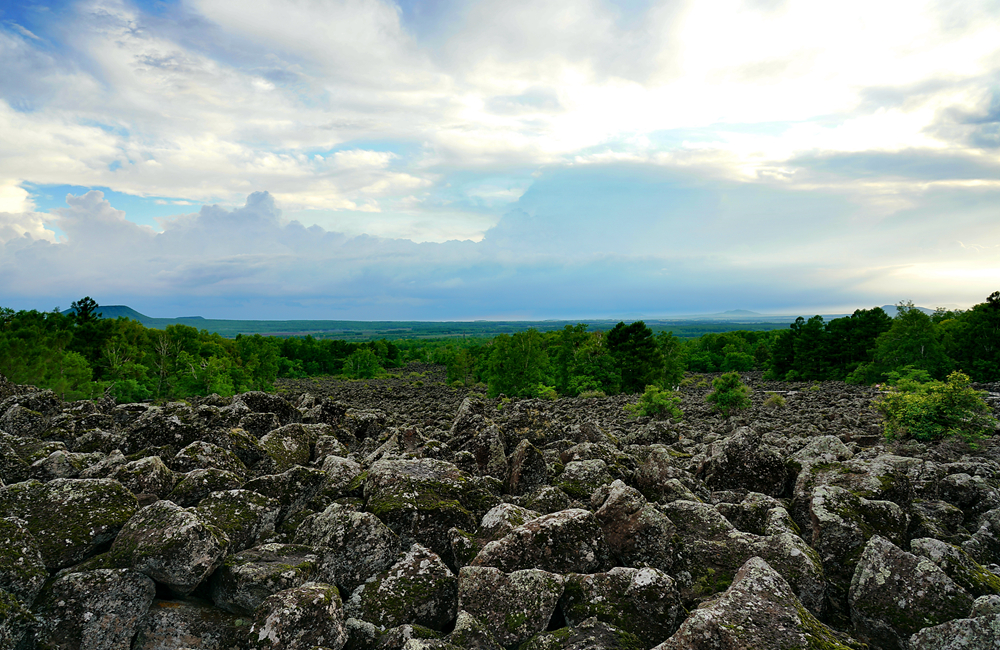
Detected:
left=233, top=391, right=301, bottom=427
left=457, top=566, right=565, bottom=648
left=963, top=508, right=1000, bottom=566
left=471, top=508, right=611, bottom=574
left=445, top=610, right=503, bottom=650
left=716, top=491, right=798, bottom=536
left=294, top=503, right=401, bottom=593
left=506, top=440, right=549, bottom=496
left=520, top=617, right=644, bottom=650
left=77, top=449, right=127, bottom=479
left=909, top=613, right=1000, bottom=649
left=941, top=473, right=1000, bottom=527
left=0, top=478, right=138, bottom=570
left=849, top=534, right=974, bottom=650
left=790, top=434, right=853, bottom=464
left=696, top=427, right=791, bottom=497
left=211, top=543, right=323, bottom=615
left=133, top=598, right=250, bottom=650
left=630, top=445, right=691, bottom=501
left=169, top=468, right=245, bottom=507
left=809, top=484, right=908, bottom=598
left=111, top=455, right=177, bottom=498
left=346, top=544, right=458, bottom=631
left=346, top=616, right=381, bottom=650
left=560, top=567, right=684, bottom=648
left=110, top=500, right=230, bottom=596
left=910, top=537, right=1000, bottom=598
left=0, top=440, right=29, bottom=484
left=365, top=458, right=478, bottom=565
left=971, top=594, right=1000, bottom=617
left=344, top=409, right=389, bottom=442
left=593, top=480, right=677, bottom=572
left=249, top=582, right=347, bottom=650
left=0, top=517, right=46, bottom=608
left=317, top=455, right=363, bottom=501
left=121, top=403, right=208, bottom=455
left=520, top=486, right=574, bottom=514
left=557, top=459, right=612, bottom=500
left=194, top=489, right=279, bottom=553
left=478, top=503, right=541, bottom=541
left=33, top=568, right=156, bottom=650
left=0, top=404, right=48, bottom=438
left=258, top=424, right=318, bottom=473
left=652, top=556, right=854, bottom=650
left=28, top=449, right=102, bottom=481
left=244, top=465, right=327, bottom=524
left=376, top=624, right=442, bottom=649
left=172, top=440, right=249, bottom=477
left=468, top=424, right=507, bottom=481
left=910, top=499, right=969, bottom=543
left=0, top=589, right=38, bottom=650
left=315, top=435, right=349, bottom=461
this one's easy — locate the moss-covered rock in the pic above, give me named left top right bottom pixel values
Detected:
left=910, top=537, right=1000, bottom=598
left=171, top=440, right=249, bottom=477
left=258, top=424, right=317, bottom=474
left=457, top=566, right=564, bottom=649
left=33, top=568, right=156, bottom=650
left=471, top=508, right=611, bottom=575
left=111, top=455, right=177, bottom=498
left=249, top=582, right=347, bottom=650
left=506, top=440, right=549, bottom=497
left=444, top=610, right=503, bottom=650
left=0, top=516, right=46, bottom=607
left=193, top=488, right=279, bottom=553
left=244, top=465, right=327, bottom=524
left=210, top=543, right=322, bottom=615
left=557, top=460, right=612, bottom=501
left=294, top=503, right=401, bottom=593
left=169, top=468, right=245, bottom=507
left=653, top=556, right=857, bottom=650
left=560, top=567, right=683, bottom=648
left=695, top=427, right=791, bottom=497
left=346, top=543, right=458, bottom=631
left=908, top=612, right=1000, bottom=650
left=111, top=500, right=231, bottom=596
left=133, top=597, right=252, bottom=650
left=520, top=617, right=644, bottom=650
left=849, top=535, right=974, bottom=650
left=593, top=481, right=678, bottom=574
left=0, top=588, right=38, bottom=650
left=0, top=478, right=138, bottom=570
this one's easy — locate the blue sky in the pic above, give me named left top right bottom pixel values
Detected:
left=1, top=0, right=999, bottom=319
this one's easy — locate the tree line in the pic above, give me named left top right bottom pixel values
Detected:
left=1, top=292, right=997, bottom=403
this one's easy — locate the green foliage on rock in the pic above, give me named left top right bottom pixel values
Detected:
left=874, top=367, right=997, bottom=444
left=705, top=372, right=752, bottom=418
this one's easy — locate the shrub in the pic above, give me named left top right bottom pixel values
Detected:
left=705, top=372, right=752, bottom=418
left=534, top=384, right=558, bottom=401
left=763, top=392, right=786, bottom=409
left=874, top=367, right=997, bottom=444
left=578, top=389, right=606, bottom=399
left=625, top=385, right=683, bottom=420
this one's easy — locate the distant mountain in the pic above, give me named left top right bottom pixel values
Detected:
left=880, top=304, right=935, bottom=316
left=720, top=309, right=760, bottom=315
left=62, top=305, right=153, bottom=323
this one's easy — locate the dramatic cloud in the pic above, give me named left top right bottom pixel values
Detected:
left=1, top=0, right=999, bottom=316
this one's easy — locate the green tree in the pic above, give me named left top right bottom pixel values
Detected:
left=344, top=347, right=383, bottom=379
left=705, top=372, right=752, bottom=418
left=625, top=384, right=683, bottom=420
left=850, top=302, right=951, bottom=383
left=607, top=321, right=661, bottom=394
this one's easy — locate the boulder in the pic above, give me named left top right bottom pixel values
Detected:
left=258, top=424, right=317, bottom=473
left=849, top=535, right=974, bottom=650
left=963, top=508, right=1000, bottom=566
left=560, top=567, right=684, bottom=648
left=652, top=556, right=855, bottom=650
left=696, top=427, right=790, bottom=497
left=233, top=391, right=300, bottom=427
left=910, top=537, right=1000, bottom=598
left=445, top=610, right=503, bottom=650
left=556, top=460, right=612, bottom=501
left=121, top=403, right=207, bottom=455
left=33, top=568, right=156, bottom=650
left=506, top=440, right=549, bottom=497
left=249, top=582, right=347, bottom=650
left=168, top=468, right=245, bottom=507
left=294, top=503, right=401, bottom=593
left=471, top=508, right=611, bottom=574
left=0, top=516, right=47, bottom=607
left=28, top=449, right=102, bottom=481
left=0, top=404, right=48, bottom=438
left=0, top=478, right=138, bottom=570
left=172, top=440, right=249, bottom=477
left=909, top=613, right=1000, bottom=650
left=133, top=598, right=250, bottom=650
left=111, top=455, right=176, bottom=498
left=210, top=543, right=323, bottom=615
left=346, top=543, right=458, bottom=631
left=110, top=500, right=230, bottom=596
left=244, top=465, right=327, bottom=524
left=457, top=566, right=565, bottom=648
left=593, top=480, right=678, bottom=573
left=195, top=489, right=280, bottom=553
left=0, top=590, right=37, bottom=650
left=519, top=617, right=644, bottom=650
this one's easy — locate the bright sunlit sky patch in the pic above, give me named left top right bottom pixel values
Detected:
left=1, top=0, right=998, bottom=319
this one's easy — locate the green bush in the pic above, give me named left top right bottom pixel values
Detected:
left=763, top=392, right=786, bottom=409
left=534, top=384, right=558, bottom=401
left=705, top=372, right=752, bottom=418
left=625, top=385, right=683, bottom=420
left=578, top=389, right=606, bottom=399
left=874, top=367, right=997, bottom=444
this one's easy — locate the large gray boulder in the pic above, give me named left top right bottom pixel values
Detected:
left=168, top=468, right=245, bottom=507
left=345, top=543, right=458, bottom=632
left=506, top=439, right=549, bottom=497
left=249, top=582, right=347, bottom=650
left=0, top=478, right=137, bottom=569
left=653, top=556, right=855, bottom=650
left=133, top=598, right=250, bottom=650
left=172, top=440, right=249, bottom=477
left=110, top=500, right=230, bottom=596
left=0, top=516, right=47, bottom=607
left=457, top=566, right=565, bottom=649
left=33, top=568, right=156, bottom=650
left=849, top=535, right=974, bottom=650
left=593, top=480, right=678, bottom=573
left=696, top=427, right=791, bottom=497
left=560, top=567, right=684, bottom=649
left=294, top=502, right=401, bottom=593
left=471, top=508, right=611, bottom=575
left=909, top=613, right=1000, bottom=649
left=910, top=537, right=1000, bottom=598
left=195, top=489, right=280, bottom=553
left=110, top=455, right=176, bottom=498
left=519, top=617, right=644, bottom=650
left=243, top=465, right=327, bottom=524
left=210, top=543, right=323, bottom=615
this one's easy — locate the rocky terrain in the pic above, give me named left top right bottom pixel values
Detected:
left=2, top=364, right=1000, bottom=650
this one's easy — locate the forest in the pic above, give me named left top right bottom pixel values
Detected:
left=1, top=292, right=998, bottom=403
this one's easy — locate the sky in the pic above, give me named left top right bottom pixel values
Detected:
left=0, top=0, right=998, bottom=320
